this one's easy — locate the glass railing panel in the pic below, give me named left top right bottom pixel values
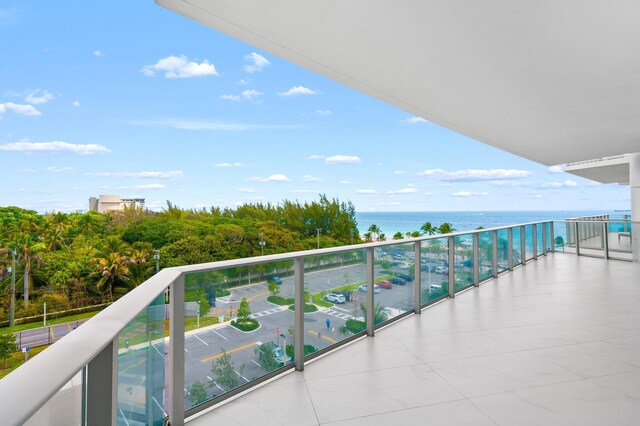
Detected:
left=117, top=290, right=168, bottom=425
left=497, top=229, right=509, bottom=272
left=578, top=221, right=604, bottom=253
left=478, top=231, right=493, bottom=281
left=25, top=369, right=83, bottom=425
left=525, top=225, right=534, bottom=260
left=453, top=235, right=473, bottom=292
left=182, top=261, right=294, bottom=411
left=607, top=221, right=633, bottom=260
left=419, top=238, right=449, bottom=304
left=536, top=224, right=544, bottom=256
left=545, top=222, right=552, bottom=252
left=304, top=249, right=366, bottom=350
left=554, top=221, right=570, bottom=253
left=512, top=227, right=522, bottom=265
left=375, top=243, right=414, bottom=323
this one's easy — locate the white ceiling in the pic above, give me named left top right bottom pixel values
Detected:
left=158, top=0, right=640, bottom=166
left=564, top=155, right=630, bottom=184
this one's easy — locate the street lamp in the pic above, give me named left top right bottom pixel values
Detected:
left=196, top=301, right=201, bottom=328
left=316, top=228, right=321, bottom=249
left=153, top=249, right=160, bottom=273
left=9, top=249, right=16, bottom=327
left=259, top=233, right=265, bottom=256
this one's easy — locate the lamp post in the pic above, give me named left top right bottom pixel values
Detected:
left=153, top=249, right=160, bottom=274
left=196, top=301, right=201, bottom=328
left=259, top=233, right=265, bottom=256
left=316, top=228, right=321, bottom=249
left=9, top=249, right=16, bottom=327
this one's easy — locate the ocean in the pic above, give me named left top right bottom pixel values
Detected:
left=355, top=210, right=621, bottom=236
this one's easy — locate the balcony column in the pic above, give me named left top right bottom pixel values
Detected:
left=631, top=153, right=640, bottom=263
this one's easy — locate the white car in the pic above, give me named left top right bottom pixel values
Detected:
left=324, top=293, right=346, bottom=304
left=428, top=284, right=442, bottom=292
left=358, top=284, right=381, bottom=294
left=434, top=266, right=448, bottom=274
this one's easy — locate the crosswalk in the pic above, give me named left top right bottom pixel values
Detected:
left=323, top=309, right=354, bottom=321
left=249, top=306, right=287, bottom=319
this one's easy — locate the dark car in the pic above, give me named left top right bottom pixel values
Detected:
left=395, top=273, right=414, bottom=282
left=339, top=290, right=354, bottom=302
left=389, top=277, right=407, bottom=285
left=269, top=276, right=283, bottom=285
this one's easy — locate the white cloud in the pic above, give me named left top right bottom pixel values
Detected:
left=540, top=180, right=578, bottom=189
left=306, top=154, right=325, bottom=160
left=315, top=110, right=332, bottom=116
left=248, top=174, right=290, bottom=182
left=132, top=118, right=303, bottom=131
left=0, top=141, right=110, bottom=155
left=72, top=100, right=80, bottom=107
left=215, top=162, right=243, bottom=168
left=22, top=168, right=37, bottom=173
left=243, top=52, right=270, bottom=73
left=91, top=170, right=183, bottom=179
left=237, top=188, right=256, bottom=193
left=24, top=89, right=54, bottom=105
left=277, top=86, right=318, bottom=96
left=356, top=189, right=377, bottom=194
left=424, top=192, right=434, bottom=196
left=219, top=89, right=264, bottom=102
left=325, top=155, right=361, bottom=164
left=46, top=166, right=75, bottom=173
left=387, top=187, right=417, bottom=195
left=393, top=170, right=406, bottom=175
left=236, top=79, right=249, bottom=85
left=0, top=102, right=41, bottom=117
left=141, top=55, right=218, bottom=79
left=93, top=50, right=104, bottom=57
left=488, top=180, right=534, bottom=187
left=373, top=202, right=401, bottom=207
left=451, top=191, right=489, bottom=197
left=339, top=180, right=352, bottom=184
left=303, top=174, right=323, bottom=182
left=417, top=168, right=532, bottom=182
left=402, top=116, right=429, bottom=124
left=121, top=183, right=165, bottom=190
left=548, top=165, right=565, bottom=173
left=219, top=94, right=240, bottom=101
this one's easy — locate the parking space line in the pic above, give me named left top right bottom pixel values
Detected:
left=67, top=324, right=72, bottom=332
left=210, top=329, right=228, bottom=340
left=235, top=369, right=249, bottom=382
left=251, top=360, right=260, bottom=367
left=152, top=344, right=164, bottom=358
left=207, top=376, right=213, bottom=381
left=194, top=334, right=209, bottom=346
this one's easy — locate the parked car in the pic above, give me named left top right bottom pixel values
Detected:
left=396, top=273, right=414, bottom=282
left=428, top=284, right=442, bottom=292
left=324, top=292, right=346, bottom=304
left=269, top=276, right=283, bottom=285
left=389, top=277, right=406, bottom=285
left=434, top=267, right=448, bottom=274
left=339, top=290, right=354, bottom=302
left=358, top=284, right=381, bottom=294
left=376, top=280, right=393, bottom=289
left=272, top=345, right=292, bottom=367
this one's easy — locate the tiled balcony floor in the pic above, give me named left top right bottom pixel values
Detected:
left=188, top=254, right=640, bottom=426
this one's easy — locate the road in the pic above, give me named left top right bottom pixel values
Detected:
left=13, top=319, right=89, bottom=350
left=116, top=259, right=453, bottom=421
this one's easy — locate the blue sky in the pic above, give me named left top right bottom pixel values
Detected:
left=0, top=1, right=630, bottom=213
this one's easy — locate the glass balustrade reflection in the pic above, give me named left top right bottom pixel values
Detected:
left=536, top=224, right=544, bottom=256
left=453, top=236, right=473, bottom=292
left=420, top=238, right=449, bottom=304
left=374, top=244, right=414, bottom=324
left=555, top=221, right=569, bottom=253
left=577, top=221, right=604, bottom=253
left=607, top=221, right=633, bottom=260
left=525, top=225, right=534, bottom=260
left=545, top=222, right=552, bottom=252
left=182, top=261, right=294, bottom=411
left=25, top=369, right=84, bottom=425
left=512, top=227, right=522, bottom=266
left=303, top=250, right=367, bottom=353
left=497, top=229, right=509, bottom=272
left=117, top=291, right=168, bottom=426
left=478, top=231, right=493, bottom=281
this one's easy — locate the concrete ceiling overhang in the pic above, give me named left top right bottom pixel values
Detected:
left=564, top=155, right=630, bottom=184
left=157, top=0, right=640, bottom=166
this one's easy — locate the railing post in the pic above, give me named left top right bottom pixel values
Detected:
left=520, top=226, right=526, bottom=265
left=507, top=228, right=514, bottom=271
left=550, top=222, right=555, bottom=253
left=169, top=275, right=185, bottom=426
left=602, top=221, right=610, bottom=260
left=293, top=258, right=305, bottom=370
left=448, top=236, right=455, bottom=298
left=492, top=230, right=498, bottom=278
left=366, top=247, right=375, bottom=336
left=86, top=338, right=117, bottom=426
left=542, top=222, right=548, bottom=255
left=473, top=233, right=479, bottom=286
left=414, top=242, right=421, bottom=313
left=575, top=221, right=581, bottom=255
left=532, top=224, right=538, bottom=260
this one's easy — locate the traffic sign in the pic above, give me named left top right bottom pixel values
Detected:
left=22, top=346, right=30, bottom=353
left=275, top=326, right=280, bottom=334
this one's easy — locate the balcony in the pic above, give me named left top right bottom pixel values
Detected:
left=2, top=219, right=638, bottom=425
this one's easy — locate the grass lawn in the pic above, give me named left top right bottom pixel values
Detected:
left=0, top=311, right=100, bottom=335
left=0, top=344, right=50, bottom=379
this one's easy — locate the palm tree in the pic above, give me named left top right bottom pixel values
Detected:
left=127, top=250, right=152, bottom=287
left=94, top=252, right=129, bottom=301
left=438, top=222, right=456, bottom=235
left=360, top=302, right=388, bottom=325
left=420, top=221, right=438, bottom=235
left=15, top=235, right=46, bottom=306
left=367, top=224, right=382, bottom=242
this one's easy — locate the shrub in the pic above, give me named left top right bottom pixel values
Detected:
left=287, top=304, right=318, bottom=313
left=285, top=344, right=317, bottom=360
left=267, top=296, right=294, bottom=305
left=344, top=319, right=366, bottom=334
left=230, top=318, right=259, bottom=332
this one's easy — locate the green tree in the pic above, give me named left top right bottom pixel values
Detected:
left=392, top=231, right=403, bottom=240
left=438, top=222, right=456, bottom=234
left=15, top=235, right=46, bottom=306
left=360, top=302, right=388, bottom=325
left=268, top=280, right=280, bottom=297
left=186, top=381, right=208, bottom=406
left=0, top=333, right=17, bottom=368
left=237, top=297, right=251, bottom=323
left=254, top=341, right=278, bottom=372
left=211, top=349, right=240, bottom=390
left=93, top=252, right=129, bottom=301
left=367, top=224, right=382, bottom=242
left=420, top=221, right=438, bottom=235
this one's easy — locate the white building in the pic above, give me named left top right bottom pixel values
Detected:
left=88, top=195, right=145, bottom=213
